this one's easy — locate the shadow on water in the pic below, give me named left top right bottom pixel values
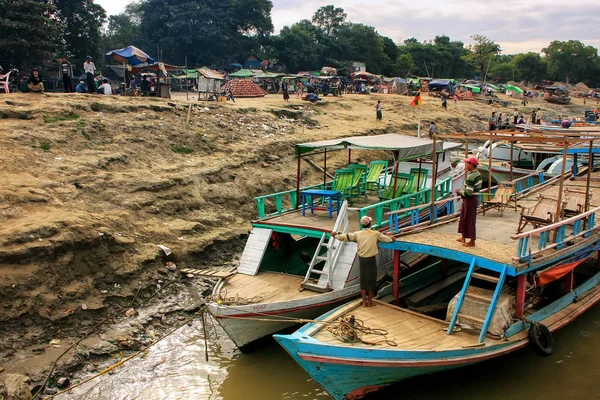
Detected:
left=65, top=304, right=599, bottom=400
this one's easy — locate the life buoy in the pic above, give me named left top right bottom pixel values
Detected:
left=528, top=323, right=553, bottom=357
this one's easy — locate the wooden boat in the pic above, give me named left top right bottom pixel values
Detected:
left=275, top=128, right=600, bottom=399
left=207, top=134, right=463, bottom=350
left=544, top=92, right=571, bottom=104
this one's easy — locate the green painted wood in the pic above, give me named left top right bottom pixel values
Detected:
left=365, top=161, right=388, bottom=191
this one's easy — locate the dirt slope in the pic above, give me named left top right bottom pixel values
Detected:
left=0, top=91, right=588, bottom=382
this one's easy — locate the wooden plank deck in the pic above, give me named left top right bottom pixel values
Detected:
left=313, top=300, right=503, bottom=350
left=399, top=171, right=600, bottom=265
left=219, top=271, right=318, bottom=302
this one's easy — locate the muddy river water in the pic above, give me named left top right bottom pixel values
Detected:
left=61, top=304, right=599, bottom=400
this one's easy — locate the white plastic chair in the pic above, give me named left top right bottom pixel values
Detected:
left=0, top=70, right=11, bottom=93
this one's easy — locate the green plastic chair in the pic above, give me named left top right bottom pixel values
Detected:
left=348, top=164, right=368, bottom=197
left=330, top=169, right=356, bottom=199
left=379, top=173, right=413, bottom=201
left=365, top=161, right=388, bottom=191
left=405, top=168, right=429, bottom=194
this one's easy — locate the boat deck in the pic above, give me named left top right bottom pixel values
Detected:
left=219, top=271, right=318, bottom=302
left=313, top=300, right=503, bottom=350
left=260, top=196, right=377, bottom=232
left=399, top=172, right=600, bottom=266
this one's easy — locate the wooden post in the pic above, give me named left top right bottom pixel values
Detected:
left=393, top=250, right=401, bottom=304
left=323, top=149, right=327, bottom=185
left=464, top=137, right=469, bottom=159
left=487, top=136, right=493, bottom=191
left=564, top=270, right=574, bottom=293
left=514, top=275, right=526, bottom=318
left=555, top=141, right=569, bottom=223
left=509, top=137, right=514, bottom=181
left=430, top=135, right=438, bottom=224
left=391, top=151, right=399, bottom=200
left=417, top=158, right=423, bottom=189
left=585, top=140, right=593, bottom=212
left=348, top=148, right=352, bottom=165
left=296, top=154, right=301, bottom=209
left=441, top=258, right=447, bottom=277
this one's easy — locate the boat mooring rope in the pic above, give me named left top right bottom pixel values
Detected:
left=327, top=315, right=397, bottom=346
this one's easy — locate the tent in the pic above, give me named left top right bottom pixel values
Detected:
left=408, top=78, right=422, bottom=88
left=229, top=69, right=254, bottom=78
left=504, top=84, right=523, bottom=94
left=427, top=79, right=456, bottom=92
left=350, top=71, right=378, bottom=81
left=105, top=45, right=155, bottom=66
left=458, top=84, right=481, bottom=93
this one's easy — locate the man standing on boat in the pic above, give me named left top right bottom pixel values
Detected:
left=331, top=216, right=395, bottom=307
left=456, top=157, right=482, bottom=247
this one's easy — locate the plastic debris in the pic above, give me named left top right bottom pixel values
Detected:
left=166, top=261, right=177, bottom=271
left=157, top=244, right=172, bottom=256
left=125, top=308, right=135, bottom=317
left=81, top=304, right=88, bottom=310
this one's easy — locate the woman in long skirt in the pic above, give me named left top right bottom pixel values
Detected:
left=456, top=157, right=482, bottom=247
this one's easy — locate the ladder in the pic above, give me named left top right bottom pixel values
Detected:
left=301, top=200, right=349, bottom=292
left=446, top=257, right=508, bottom=343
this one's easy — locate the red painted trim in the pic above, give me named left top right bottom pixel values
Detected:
left=346, top=385, right=384, bottom=400
left=214, top=294, right=357, bottom=318
left=515, top=275, right=526, bottom=318
left=297, top=289, right=600, bottom=368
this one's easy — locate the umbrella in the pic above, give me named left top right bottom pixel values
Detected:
left=350, top=71, right=378, bottom=80
left=105, top=45, right=155, bottom=66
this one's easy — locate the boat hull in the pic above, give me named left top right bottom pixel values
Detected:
left=275, top=274, right=600, bottom=400
left=208, top=286, right=358, bottom=350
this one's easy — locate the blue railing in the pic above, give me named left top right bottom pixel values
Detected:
left=359, top=177, right=453, bottom=230
left=254, top=182, right=331, bottom=219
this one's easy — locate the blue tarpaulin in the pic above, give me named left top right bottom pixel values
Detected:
left=428, top=79, right=456, bottom=92
left=105, top=46, right=155, bottom=66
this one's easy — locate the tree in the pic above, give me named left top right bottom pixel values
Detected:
left=463, top=34, right=501, bottom=80
left=513, top=52, right=547, bottom=85
left=140, top=0, right=273, bottom=66
left=542, top=40, right=599, bottom=84
left=0, top=0, right=63, bottom=70
left=336, top=23, right=390, bottom=74
left=489, top=62, right=517, bottom=82
left=312, top=5, right=346, bottom=36
left=103, top=3, right=144, bottom=51
left=51, top=0, right=106, bottom=62
left=394, top=53, right=415, bottom=77
left=274, top=20, right=325, bottom=72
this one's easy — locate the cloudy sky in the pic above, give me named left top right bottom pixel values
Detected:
left=97, top=0, right=600, bottom=54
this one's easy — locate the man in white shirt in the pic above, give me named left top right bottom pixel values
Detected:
left=98, top=79, right=112, bottom=95
left=83, top=56, right=96, bottom=94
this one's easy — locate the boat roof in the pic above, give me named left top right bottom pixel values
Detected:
left=295, top=134, right=458, bottom=159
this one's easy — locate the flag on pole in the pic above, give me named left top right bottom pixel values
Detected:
left=410, top=91, right=422, bottom=107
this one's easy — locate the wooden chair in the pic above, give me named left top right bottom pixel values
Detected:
left=379, top=173, right=413, bottom=201
left=404, top=168, right=429, bottom=194
left=563, top=188, right=591, bottom=217
left=348, top=163, right=368, bottom=197
left=482, top=181, right=516, bottom=217
left=365, top=160, right=388, bottom=191
left=328, top=169, right=356, bottom=199
left=516, top=195, right=566, bottom=233
left=0, top=70, right=11, bottom=93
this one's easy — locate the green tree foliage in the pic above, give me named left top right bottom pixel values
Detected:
left=513, top=52, right=547, bottom=85
left=311, top=5, right=346, bottom=36
left=542, top=40, right=599, bottom=84
left=336, top=23, right=392, bottom=75
left=394, top=53, right=415, bottom=77
left=0, top=0, right=63, bottom=70
left=140, top=0, right=273, bottom=66
left=51, top=0, right=106, bottom=61
left=103, top=3, right=144, bottom=51
left=489, top=62, right=517, bottom=82
left=463, top=34, right=501, bottom=80
left=274, top=20, right=324, bottom=72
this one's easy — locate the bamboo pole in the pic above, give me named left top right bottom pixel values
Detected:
left=391, top=151, right=399, bottom=200
left=323, top=149, right=327, bottom=185
left=509, top=136, right=514, bottom=181
left=487, top=136, right=493, bottom=191
left=430, top=136, right=438, bottom=225
left=555, top=141, right=569, bottom=223
left=585, top=140, right=593, bottom=212
left=296, top=154, right=301, bottom=209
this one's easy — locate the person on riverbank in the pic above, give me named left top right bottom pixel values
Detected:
left=98, top=79, right=112, bottom=95
left=76, top=80, right=86, bottom=93
left=513, top=108, right=519, bottom=124
left=332, top=216, right=395, bottom=307
left=456, top=157, right=482, bottom=247
left=376, top=100, right=382, bottom=121
left=282, top=81, right=289, bottom=102
left=489, top=111, right=497, bottom=131
left=59, top=57, right=73, bottom=93
left=536, top=108, right=543, bottom=124
left=296, top=81, right=303, bottom=98
left=428, top=121, right=437, bottom=139
left=27, top=69, right=44, bottom=93
left=441, top=96, right=448, bottom=110
left=83, top=56, right=96, bottom=94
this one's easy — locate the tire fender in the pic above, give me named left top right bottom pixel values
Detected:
left=528, top=323, right=553, bottom=357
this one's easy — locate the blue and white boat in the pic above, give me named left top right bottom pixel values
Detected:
left=275, top=129, right=600, bottom=399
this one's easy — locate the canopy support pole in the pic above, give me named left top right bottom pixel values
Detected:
left=296, top=155, right=301, bottom=210
left=417, top=158, right=423, bottom=189
left=323, top=149, right=327, bottom=185
left=348, top=149, right=352, bottom=165
left=509, top=138, right=514, bottom=181
left=487, top=137, right=493, bottom=191
left=430, top=136, right=438, bottom=225
left=417, top=109, right=422, bottom=138
left=555, top=141, right=569, bottom=223
left=585, top=140, right=593, bottom=212
left=391, top=151, right=399, bottom=200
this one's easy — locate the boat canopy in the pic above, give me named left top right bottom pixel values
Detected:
left=295, top=133, right=444, bottom=159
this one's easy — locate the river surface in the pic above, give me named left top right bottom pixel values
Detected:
left=63, top=304, right=599, bottom=400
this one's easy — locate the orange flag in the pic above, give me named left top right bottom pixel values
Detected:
left=410, top=91, right=422, bottom=107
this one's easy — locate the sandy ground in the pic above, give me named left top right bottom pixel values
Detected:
left=0, top=89, right=591, bottom=394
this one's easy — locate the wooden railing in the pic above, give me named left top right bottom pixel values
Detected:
left=254, top=182, right=330, bottom=219
left=360, top=177, right=453, bottom=230
left=512, top=205, right=600, bottom=262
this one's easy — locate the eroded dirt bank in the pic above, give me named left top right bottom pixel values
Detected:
left=0, top=92, right=588, bottom=397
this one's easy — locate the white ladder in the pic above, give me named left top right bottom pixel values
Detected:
left=301, top=200, right=349, bottom=292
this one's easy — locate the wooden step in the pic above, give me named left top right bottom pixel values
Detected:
left=314, top=256, right=328, bottom=262
left=458, top=313, right=485, bottom=325
left=301, top=282, right=332, bottom=293
left=180, top=268, right=234, bottom=279
left=471, top=272, right=499, bottom=283
left=310, top=269, right=329, bottom=275
left=465, top=291, right=492, bottom=302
